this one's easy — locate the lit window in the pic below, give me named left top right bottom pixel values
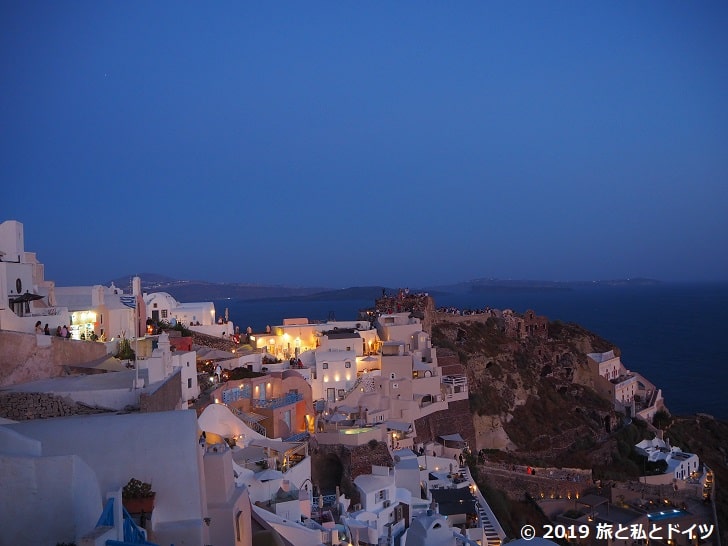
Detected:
left=161, top=310, right=168, bottom=318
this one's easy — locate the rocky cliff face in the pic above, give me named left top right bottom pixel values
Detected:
left=432, top=313, right=619, bottom=463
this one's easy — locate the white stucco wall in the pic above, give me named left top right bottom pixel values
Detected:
left=0, top=454, right=103, bottom=545
left=3, top=410, right=208, bottom=545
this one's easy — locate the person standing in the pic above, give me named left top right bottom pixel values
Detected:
left=44, top=324, right=50, bottom=335
left=35, top=321, right=43, bottom=334
left=60, top=325, right=68, bottom=338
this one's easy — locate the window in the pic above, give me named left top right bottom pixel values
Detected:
left=345, top=361, right=351, bottom=369
left=187, top=378, right=192, bottom=388
left=376, top=489, right=387, bottom=502
left=161, top=310, right=168, bottom=318
left=392, top=383, right=399, bottom=389
left=153, top=303, right=158, bottom=308
left=390, top=373, right=396, bottom=380
left=322, top=362, right=328, bottom=370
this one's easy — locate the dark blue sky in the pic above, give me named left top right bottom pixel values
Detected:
left=2, top=2, right=727, bottom=288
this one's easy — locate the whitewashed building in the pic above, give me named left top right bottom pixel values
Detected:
left=0, top=219, right=70, bottom=334
left=0, top=410, right=251, bottom=546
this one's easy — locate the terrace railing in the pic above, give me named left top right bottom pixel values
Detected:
left=222, top=384, right=252, bottom=404
left=253, top=392, right=304, bottom=410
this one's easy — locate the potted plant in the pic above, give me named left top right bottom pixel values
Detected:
left=122, top=478, right=155, bottom=514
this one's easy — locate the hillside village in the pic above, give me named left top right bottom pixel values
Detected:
left=0, top=219, right=722, bottom=546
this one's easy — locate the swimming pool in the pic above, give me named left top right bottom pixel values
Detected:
left=647, top=509, right=687, bottom=521
left=341, top=427, right=374, bottom=435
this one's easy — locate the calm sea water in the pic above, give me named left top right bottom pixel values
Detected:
left=214, top=283, right=728, bottom=419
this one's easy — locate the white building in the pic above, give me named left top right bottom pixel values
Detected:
left=143, top=291, right=233, bottom=337
left=49, top=280, right=141, bottom=341
left=635, top=437, right=701, bottom=483
left=344, top=465, right=409, bottom=546
left=587, top=350, right=625, bottom=381
left=312, top=347, right=358, bottom=402
left=0, top=219, right=71, bottom=334
left=0, top=410, right=250, bottom=546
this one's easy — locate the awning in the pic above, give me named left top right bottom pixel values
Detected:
left=233, top=445, right=267, bottom=463
left=194, top=346, right=237, bottom=360
left=439, top=433, right=465, bottom=443
left=250, top=438, right=301, bottom=453
left=69, top=355, right=127, bottom=372
left=385, top=421, right=412, bottom=432
left=9, top=292, right=44, bottom=304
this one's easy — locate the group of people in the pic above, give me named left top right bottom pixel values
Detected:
left=33, top=320, right=105, bottom=341
left=34, top=321, right=71, bottom=338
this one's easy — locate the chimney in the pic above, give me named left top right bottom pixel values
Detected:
left=132, top=276, right=142, bottom=296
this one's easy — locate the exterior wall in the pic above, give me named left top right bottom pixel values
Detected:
left=315, top=349, right=357, bottom=401
left=587, top=351, right=624, bottom=381
left=176, top=351, right=200, bottom=402
left=144, top=292, right=179, bottom=322
left=204, top=447, right=252, bottom=546
left=411, top=376, right=440, bottom=397
left=0, top=453, right=104, bottom=546
left=4, top=410, right=209, bottom=545
left=139, top=369, right=183, bottom=412
left=175, top=302, right=216, bottom=326
left=322, top=335, right=364, bottom=355
left=381, top=354, right=412, bottom=381
left=0, top=331, right=108, bottom=387
left=0, top=220, right=25, bottom=260
left=190, top=323, right=235, bottom=337
left=614, top=376, right=638, bottom=404
left=315, top=427, right=384, bottom=446
left=256, top=400, right=305, bottom=439
left=522, top=309, right=549, bottom=339
left=0, top=220, right=71, bottom=333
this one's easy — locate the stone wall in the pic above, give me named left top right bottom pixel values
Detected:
left=0, top=331, right=108, bottom=387
left=0, top=392, right=109, bottom=421
left=139, top=369, right=183, bottom=413
left=414, top=398, right=476, bottom=448
left=477, top=463, right=592, bottom=501
left=310, top=440, right=393, bottom=505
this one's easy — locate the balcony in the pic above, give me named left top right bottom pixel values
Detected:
left=252, top=391, right=304, bottom=410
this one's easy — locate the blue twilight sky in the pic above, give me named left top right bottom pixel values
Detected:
left=1, top=2, right=727, bottom=288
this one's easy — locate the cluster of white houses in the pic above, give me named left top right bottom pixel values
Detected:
left=0, top=219, right=708, bottom=546
left=0, top=220, right=497, bottom=546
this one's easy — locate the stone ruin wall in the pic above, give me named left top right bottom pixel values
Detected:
left=0, top=392, right=109, bottom=421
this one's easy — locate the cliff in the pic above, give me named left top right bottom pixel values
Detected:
left=431, top=312, right=623, bottom=465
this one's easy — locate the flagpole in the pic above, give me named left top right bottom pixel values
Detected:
left=131, top=276, right=138, bottom=390
left=134, top=293, right=139, bottom=389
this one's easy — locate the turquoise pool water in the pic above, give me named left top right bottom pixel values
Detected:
left=647, top=509, right=687, bottom=521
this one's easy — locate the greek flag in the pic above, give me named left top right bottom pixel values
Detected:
left=120, top=295, right=136, bottom=309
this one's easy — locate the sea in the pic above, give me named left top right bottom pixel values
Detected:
left=213, top=282, right=728, bottom=420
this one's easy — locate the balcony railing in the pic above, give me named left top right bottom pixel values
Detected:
left=253, top=392, right=304, bottom=410
left=229, top=407, right=267, bottom=436
left=222, top=385, right=252, bottom=404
